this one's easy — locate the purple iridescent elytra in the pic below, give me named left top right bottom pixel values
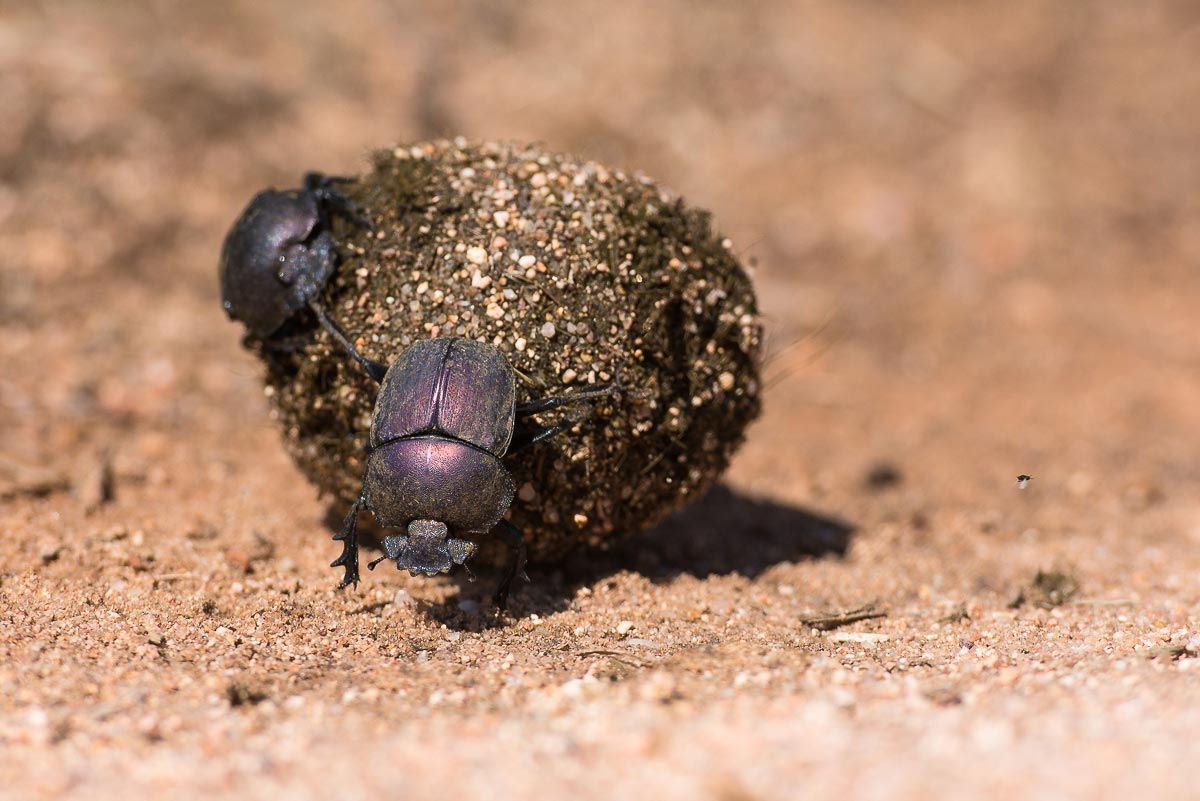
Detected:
left=371, top=337, right=517, bottom=455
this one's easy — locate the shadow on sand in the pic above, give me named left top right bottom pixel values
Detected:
left=331, top=483, right=855, bottom=629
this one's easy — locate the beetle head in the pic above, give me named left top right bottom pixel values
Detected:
left=379, top=519, right=478, bottom=577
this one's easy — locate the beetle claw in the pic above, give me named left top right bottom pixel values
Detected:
left=306, top=172, right=374, bottom=231
left=331, top=495, right=364, bottom=587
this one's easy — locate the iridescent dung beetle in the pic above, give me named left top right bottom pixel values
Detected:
left=330, top=337, right=621, bottom=608
left=219, top=172, right=386, bottom=381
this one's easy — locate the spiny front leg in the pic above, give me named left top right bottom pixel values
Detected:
left=330, top=492, right=365, bottom=588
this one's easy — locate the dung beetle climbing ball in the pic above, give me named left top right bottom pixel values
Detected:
left=331, top=337, right=621, bottom=607
left=219, top=172, right=385, bottom=380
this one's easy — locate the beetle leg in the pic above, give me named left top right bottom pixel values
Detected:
left=308, top=301, right=389, bottom=383
left=507, top=378, right=624, bottom=453
left=515, top=380, right=623, bottom=417
left=303, top=172, right=353, bottom=190
left=509, top=378, right=624, bottom=452
left=491, top=519, right=528, bottom=610
left=507, top=417, right=578, bottom=453
left=304, top=172, right=374, bottom=230
left=330, top=492, right=366, bottom=588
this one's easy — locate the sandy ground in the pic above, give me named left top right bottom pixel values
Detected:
left=2, top=2, right=1200, bottom=799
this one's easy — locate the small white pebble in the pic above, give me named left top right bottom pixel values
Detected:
left=616, top=620, right=634, bottom=636
left=573, top=513, right=588, bottom=526
left=541, top=322, right=556, bottom=338
left=486, top=303, right=505, bottom=319
left=514, top=337, right=527, bottom=351
left=562, top=368, right=577, bottom=383
left=518, top=254, right=537, bottom=269
left=466, top=246, right=488, bottom=265
left=718, top=372, right=735, bottom=391
left=493, top=210, right=510, bottom=227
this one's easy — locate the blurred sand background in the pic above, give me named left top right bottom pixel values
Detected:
left=2, top=2, right=1199, bottom=799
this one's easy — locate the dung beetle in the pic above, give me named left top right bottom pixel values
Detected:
left=330, top=337, right=622, bottom=608
left=219, top=172, right=386, bottom=381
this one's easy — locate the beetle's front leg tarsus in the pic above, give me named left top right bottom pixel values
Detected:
left=331, top=493, right=365, bottom=588
left=492, top=519, right=528, bottom=610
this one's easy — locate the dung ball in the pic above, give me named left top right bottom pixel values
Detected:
left=254, top=139, right=762, bottom=563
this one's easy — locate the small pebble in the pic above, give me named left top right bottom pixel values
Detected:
left=466, top=246, right=488, bottom=265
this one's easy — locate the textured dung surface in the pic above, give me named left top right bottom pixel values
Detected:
left=258, top=140, right=762, bottom=562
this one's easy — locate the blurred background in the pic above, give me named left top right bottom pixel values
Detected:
left=2, top=2, right=1199, bottom=798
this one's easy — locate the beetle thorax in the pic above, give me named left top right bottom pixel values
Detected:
left=364, top=435, right=515, bottom=533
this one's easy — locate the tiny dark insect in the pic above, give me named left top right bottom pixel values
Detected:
left=331, top=337, right=622, bottom=608
left=219, top=172, right=385, bottom=380
left=1016, top=474, right=1033, bottom=488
